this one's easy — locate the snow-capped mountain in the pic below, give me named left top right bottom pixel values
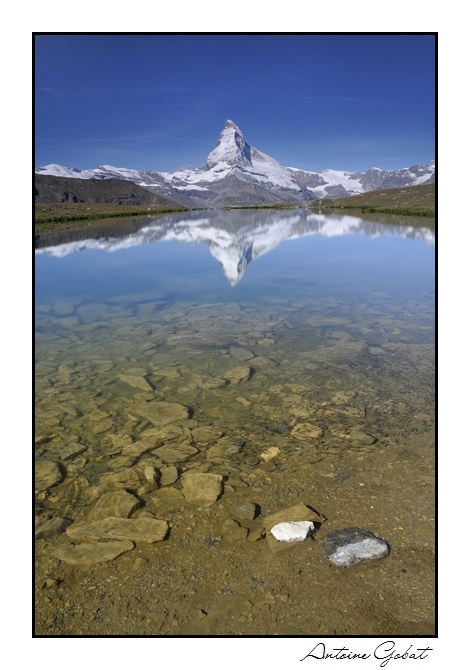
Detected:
left=36, top=120, right=435, bottom=208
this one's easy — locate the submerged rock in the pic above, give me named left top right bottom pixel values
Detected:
left=55, top=442, right=88, bottom=461
left=35, top=516, right=72, bottom=540
left=290, top=423, right=324, bottom=441
left=35, top=460, right=64, bottom=491
left=323, top=528, right=390, bottom=567
left=133, top=400, right=189, bottom=427
left=347, top=429, right=377, bottom=445
left=52, top=540, right=134, bottom=564
left=118, top=374, right=153, bottom=391
left=229, top=346, right=255, bottom=361
left=223, top=366, right=253, bottom=384
left=66, top=517, right=169, bottom=543
left=196, top=375, right=227, bottom=390
left=152, top=442, right=199, bottom=464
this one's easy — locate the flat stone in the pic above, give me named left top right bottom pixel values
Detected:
left=348, top=429, right=377, bottom=445
left=118, top=374, right=153, bottom=391
left=35, top=460, right=64, bottom=491
left=192, top=426, right=225, bottom=445
left=270, top=521, right=314, bottom=542
left=66, top=517, right=169, bottom=543
left=99, top=466, right=156, bottom=496
left=223, top=366, right=253, bottom=385
left=290, top=423, right=324, bottom=441
left=196, top=375, right=227, bottom=390
left=150, top=487, right=186, bottom=513
left=35, top=512, right=52, bottom=530
left=35, top=517, right=72, bottom=540
left=142, top=424, right=184, bottom=441
left=153, top=442, right=199, bottom=464
left=181, top=472, right=223, bottom=507
left=52, top=540, right=135, bottom=564
left=229, top=346, right=255, bottom=360
left=263, top=504, right=321, bottom=533
left=133, top=401, right=189, bottom=427
left=56, top=442, right=88, bottom=460
left=250, top=355, right=278, bottom=370
left=207, top=439, right=245, bottom=461
left=88, top=489, right=141, bottom=520
left=323, top=528, right=390, bottom=567
left=121, top=440, right=157, bottom=458
left=157, top=465, right=179, bottom=486
left=91, top=418, right=114, bottom=434
left=88, top=409, right=110, bottom=422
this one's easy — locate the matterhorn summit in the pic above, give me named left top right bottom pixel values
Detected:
left=206, top=120, right=252, bottom=169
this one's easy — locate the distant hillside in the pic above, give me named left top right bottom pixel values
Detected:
left=318, top=183, right=435, bottom=217
left=35, top=174, right=181, bottom=208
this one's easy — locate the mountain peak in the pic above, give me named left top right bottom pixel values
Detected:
left=206, top=120, right=252, bottom=169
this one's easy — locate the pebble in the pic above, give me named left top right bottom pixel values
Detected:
left=260, top=446, right=280, bottom=461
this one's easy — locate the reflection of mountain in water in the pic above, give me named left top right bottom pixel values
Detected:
left=35, top=209, right=435, bottom=286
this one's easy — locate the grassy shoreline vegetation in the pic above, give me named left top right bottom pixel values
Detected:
left=313, top=183, right=435, bottom=218
left=34, top=202, right=188, bottom=233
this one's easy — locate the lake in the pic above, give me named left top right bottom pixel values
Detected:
left=35, top=208, right=435, bottom=635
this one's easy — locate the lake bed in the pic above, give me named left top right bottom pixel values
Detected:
left=35, top=208, right=435, bottom=635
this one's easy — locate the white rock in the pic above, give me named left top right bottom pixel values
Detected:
left=270, top=521, right=314, bottom=542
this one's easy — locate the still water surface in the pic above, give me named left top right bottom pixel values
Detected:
left=35, top=208, right=435, bottom=635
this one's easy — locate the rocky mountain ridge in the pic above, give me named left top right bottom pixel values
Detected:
left=36, top=120, right=435, bottom=208
left=35, top=174, right=182, bottom=207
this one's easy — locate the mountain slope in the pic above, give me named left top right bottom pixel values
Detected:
left=319, top=182, right=435, bottom=216
left=35, top=174, right=182, bottom=207
left=36, top=120, right=435, bottom=207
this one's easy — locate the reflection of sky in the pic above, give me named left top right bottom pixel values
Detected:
left=35, top=210, right=435, bottom=304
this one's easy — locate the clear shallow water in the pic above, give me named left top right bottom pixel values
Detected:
left=35, top=208, right=435, bottom=635
left=35, top=206, right=435, bottom=516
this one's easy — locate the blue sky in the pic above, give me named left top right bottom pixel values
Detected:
left=35, top=34, right=435, bottom=173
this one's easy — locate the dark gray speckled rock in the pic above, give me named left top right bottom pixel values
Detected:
left=323, top=527, right=390, bottom=567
